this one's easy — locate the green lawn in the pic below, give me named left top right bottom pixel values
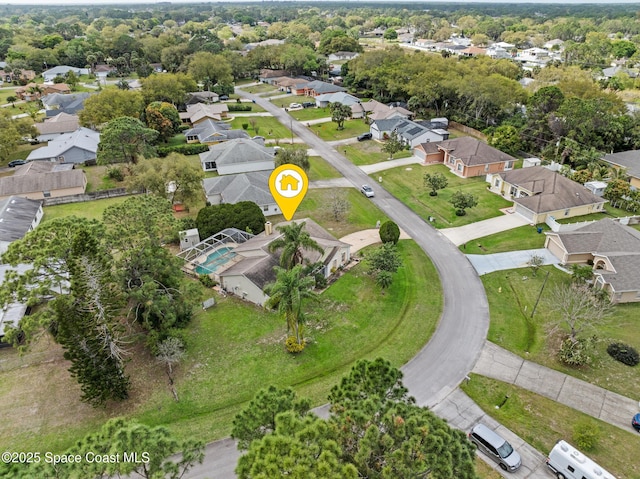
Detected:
left=462, top=375, right=640, bottom=479
left=482, top=266, right=640, bottom=400
left=230, top=116, right=293, bottom=140
left=0, top=240, right=443, bottom=454
left=240, top=83, right=278, bottom=95
left=289, top=107, right=332, bottom=122
left=378, top=164, right=512, bottom=228
left=5, top=143, right=41, bottom=163
left=460, top=224, right=550, bottom=254
left=270, top=95, right=307, bottom=108
left=343, top=141, right=413, bottom=166
left=308, top=155, right=342, bottom=181
left=309, top=119, right=371, bottom=141
left=43, top=196, right=129, bottom=222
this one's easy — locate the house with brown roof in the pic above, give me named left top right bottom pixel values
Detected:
left=258, top=69, right=289, bottom=85
left=487, top=166, right=607, bottom=224
left=356, top=99, right=414, bottom=122
left=0, top=162, right=86, bottom=201
left=179, top=103, right=229, bottom=125
left=435, top=137, right=516, bottom=178
left=34, top=112, right=80, bottom=142
left=545, top=218, right=640, bottom=303
left=15, top=82, right=70, bottom=101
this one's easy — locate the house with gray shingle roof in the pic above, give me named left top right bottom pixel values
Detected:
left=42, top=65, right=89, bottom=83
left=487, top=166, right=606, bottom=224
left=371, top=118, right=448, bottom=147
left=0, top=196, right=43, bottom=254
left=545, top=218, right=640, bottom=303
left=202, top=171, right=279, bottom=216
left=179, top=103, right=229, bottom=125
left=304, top=80, right=347, bottom=96
left=26, top=127, right=99, bottom=164
left=601, top=149, right=640, bottom=190
left=185, top=119, right=250, bottom=145
left=199, top=138, right=275, bottom=174
left=0, top=162, right=86, bottom=201
left=216, top=218, right=351, bottom=306
left=315, top=91, right=361, bottom=109
left=41, top=92, right=92, bottom=117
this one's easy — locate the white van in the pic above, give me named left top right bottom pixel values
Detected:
left=546, top=440, right=616, bottom=479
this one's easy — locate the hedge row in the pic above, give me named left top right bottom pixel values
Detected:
left=157, top=144, right=210, bottom=157
left=227, top=104, right=253, bottom=112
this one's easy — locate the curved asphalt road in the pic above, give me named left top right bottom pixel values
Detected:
left=183, top=89, right=490, bottom=478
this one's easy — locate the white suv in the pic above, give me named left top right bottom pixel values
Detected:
left=360, top=185, right=375, bottom=198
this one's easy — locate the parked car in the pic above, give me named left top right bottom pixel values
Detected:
left=633, top=413, right=640, bottom=432
left=468, top=423, right=521, bottom=472
left=219, top=95, right=229, bottom=101
left=357, top=132, right=373, bottom=141
left=289, top=102, right=302, bottom=109
left=302, top=101, right=315, bottom=108
left=8, top=160, right=26, bottom=167
left=360, top=184, right=375, bottom=198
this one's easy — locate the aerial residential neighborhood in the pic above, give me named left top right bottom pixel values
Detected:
left=0, top=2, right=639, bottom=479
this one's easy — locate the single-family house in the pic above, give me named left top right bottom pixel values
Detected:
left=34, top=113, right=80, bottom=142
left=244, top=39, right=285, bottom=52
left=0, top=69, right=36, bottom=84
left=259, top=69, right=289, bottom=85
left=26, top=127, right=99, bottom=164
left=42, top=65, right=89, bottom=83
left=371, top=118, right=448, bottom=147
left=328, top=52, right=359, bottom=62
left=15, top=82, right=71, bottom=101
left=487, top=166, right=607, bottom=224
left=199, top=138, right=275, bottom=174
left=601, top=65, right=638, bottom=80
left=460, top=46, right=487, bottom=57
left=0, top=162, right=86, bottom=201
left=545, top=218, right=640, bottom=303
left=93, top=64, right=116, bottom=84
left=185, top=119, right=250, bottom=144
left=360, top=100, right=413, bottom=122
left=315, top=91, right=361, bottom=109
left=601, top=150, right=640, bottom=190
left=0, top=196, right=43, bottom=254
left=486, top=45, right=512, bottom=59
left=304, top=80, right=347, bottom=97
left=437, top=137, right=514, bottom=178
left=215, top=218, right=351, bottom=306
left=202, top=171, right=280, bottom=216
left=41, top=92, right=92, bottom=117
left=185, top=91, right=220, bottom=105
left=179, top=103, right=229, bottom=125
left=274, top=76, right=308, bottom=94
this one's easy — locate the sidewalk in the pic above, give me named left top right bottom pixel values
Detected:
left=473, top=341, right=639, bottom=433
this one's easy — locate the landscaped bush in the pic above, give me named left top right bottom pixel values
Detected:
left=106, top=166, right=124, bottom=182
left=198, top=274, right=216, bottom=288
left=157, top=144, right=209, bottom=157
left=228, top=104, right=252, bottom=112
left=572, top=419, right=600, bottom=451
left=558, top=337, right=596, bottom=367
left=285, top=336, right=305, bottom=354
left=607, top=342, right=639, bottom=366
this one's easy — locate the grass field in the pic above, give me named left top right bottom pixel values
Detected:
left=482, top=266, right=640, bottom=400
left=308, top=155, right=343, bottom=181
left=0, top=240, right=443, bottom=454
left=378, top=164, right=513, bottom=228
left=462, top=375, right=640, bottom=479
left=460, top=224, right=550, bottom=254
left=230, top=116, right=293, bottom=140
left=309, top=119, right=371, bottom=141
left=289, top=106, right=332, bottom=122
left=270, top=95, right=306, bottom=108
left=42, top=196, right=130, bottom=221
left=240, top=83, right=278, bottom=95
left=343, top=140, right=413, bottom=165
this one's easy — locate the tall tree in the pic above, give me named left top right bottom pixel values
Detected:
left=141, top=72, right=197, bottom=105
left=97, top=116, right=158, bottom=165
left=274, top=148, right=310, bottom=172
left=127, top=154, right=204, bottom=208
left=144, top=101, right=181, bottom=142
left=264, top=265, right=317, bottom=346
left=187, top=51, right=233, bottom=92
left=330, top=101, right=352, bottom=130
left=267, top=221, right=324, bottom=270
left=196, top=202, right=266, bottom=239
left=79, top=89, right=145, bottom=128
left=0, top=109, right=22, bottom=163
left=382, top=130, right=404, bottom=159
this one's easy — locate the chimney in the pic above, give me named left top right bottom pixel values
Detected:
left=265, top=221, right=272, bottom=235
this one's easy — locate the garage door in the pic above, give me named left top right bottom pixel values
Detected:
left=515, top=203, right=535, bottom=222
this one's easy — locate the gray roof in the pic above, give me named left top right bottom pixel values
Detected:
left=498, top=166, right=605, bottom=214
left=315, top=92, right=360, bottom=106
left=554, top=219, right=640, bottom=293
left=602, top=150, right=640, bottom=179
left=0, top=196, right=42, bottom=242
left=186, top=91, right=219, bottom=104
left=203, top=171, right=274, bottom=205
left=42, top=65, right=84, bottom=76
left=438, top=136, right=516, bottom=167
left=26, top=128, right=99, bottom=161
left=200, top=138, right=275, bottom=169
left=186, top=119, right=250, bottom=143
left=305, top=80, right=347, bottom=94
left=43, top=92, right=92, bottom=116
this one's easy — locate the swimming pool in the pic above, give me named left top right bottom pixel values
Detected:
left=195, top=246, right=236, bottom=275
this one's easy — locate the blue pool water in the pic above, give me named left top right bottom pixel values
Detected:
left=195, top=247, right=236, bottom=275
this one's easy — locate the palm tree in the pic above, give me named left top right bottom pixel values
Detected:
left=264, top=265, right=317, bottom=345
left=267, top=221, right=324, bottom=270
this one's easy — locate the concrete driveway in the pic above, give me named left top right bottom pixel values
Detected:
left=440, top=213, right=530, bottom=246
left=466, top=248, right=561, bottom=276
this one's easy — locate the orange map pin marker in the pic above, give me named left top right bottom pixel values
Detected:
left=269, top=164, right=308, bottom=220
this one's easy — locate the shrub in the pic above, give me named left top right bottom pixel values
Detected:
left=285, top=336, right=305, bottom=354
left=242, top=123, right=249, bottom=130
left=607, top=342, right=639, bottom=366
left=572, top=419, right=600, bottom=451
left=379, top=220, right=400, bottom=245
left=227, top=104, right=252, bottom=112
left=558, top=337, right=595, bottom=367
left=157, top=144, right=210, bottom=157
left=106, top=166, right=124, bottom=182
left=198, top=274, right=216, bottom=288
